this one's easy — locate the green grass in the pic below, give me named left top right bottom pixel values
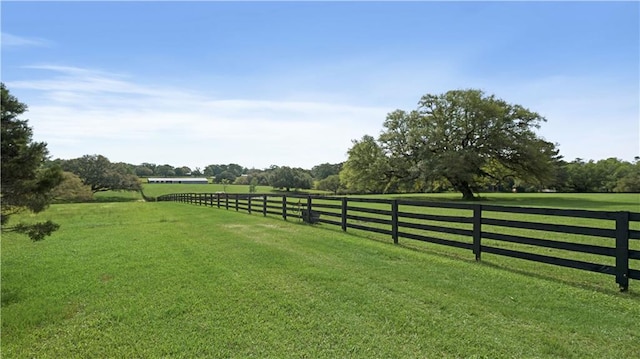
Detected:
left=384, top=192, right=640, bottom=212
left=90, top=184, right=325, bottom=203
left=140, top=183, right=327, bottom=199
left=2, top=201, right=639, bottom=357
left=309, top=193, right=640, bottom=281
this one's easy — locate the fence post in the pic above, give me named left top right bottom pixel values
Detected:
left=217, top=193, right=220, bottom=208
left=306, top=195, right=313, bottom=223
left=235, top=194, right=239, bottom=211
left=615, top=211, right=630, bottom=292
left=391, top=200, right=398, bottom=244
left=282, top=195, right=287, bottom=220
left=473, top=204, right=482, bottom=261
left=248, top=196, right=252, bottom=214
left=225, top=194, right=229, bottom=210
left=263, top=195, right=267, bottom=217
left=341, top=197, right=347, bottom=232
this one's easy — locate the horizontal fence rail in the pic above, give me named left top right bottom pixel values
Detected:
left=157, top=193, right=640, bottom=292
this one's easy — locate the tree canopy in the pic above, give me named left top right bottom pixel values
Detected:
left=269, top=166, right=312, bottom=192
left=1, top=83, right=64, bottom=240
left=60, top=155, right=141, bottom=193
left=340, top=135, right=391, bottom=194
left=342, top=89, right=561, bottom=199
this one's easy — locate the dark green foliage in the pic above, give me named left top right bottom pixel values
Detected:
left=269, top=166, right=312, bottom=191
left=213, top=170, right=237, bottom=184
left=340, top=135, right=391, bottom=193
left=60, top=154, right=142, bottom=193
left=11, top=221, right=60, bottom=242
left=174, top=166, right=191, bottom=176
left=1, top=83, right=63, bottom=240
left=342, top=89, right=560, bottom=199
left=134, top=166, right=154, bottom=177
left=311, top=162, right=342, bottom=180
left=51, top=171, right=94, bottom=203
left=563, top=157, right=639, bottom=193
left=316, top=174, right=342, bottom=194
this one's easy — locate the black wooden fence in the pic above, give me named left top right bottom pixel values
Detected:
left=157, top=193, right=640, bottom=291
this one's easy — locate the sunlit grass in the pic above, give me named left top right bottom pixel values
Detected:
left=2, top=201, right=639, bottom=357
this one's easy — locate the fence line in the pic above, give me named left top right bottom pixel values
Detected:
left=157, top=192, right=640, bottom=291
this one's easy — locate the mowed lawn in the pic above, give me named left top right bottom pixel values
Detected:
left=2, top=201, right=639, bottom=358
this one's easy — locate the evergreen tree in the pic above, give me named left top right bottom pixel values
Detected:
left=1, top=83, right=63, bottom=241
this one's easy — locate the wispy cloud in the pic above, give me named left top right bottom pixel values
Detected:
left=8, top=65, right=388, bottom=169
left=7, top=62, right=638, bottom=169
left=1, top=32, right=51, bottom=48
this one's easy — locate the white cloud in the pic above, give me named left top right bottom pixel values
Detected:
left=8, top=65, right=388, bottom=169
left=1, top=32, right=51, bottom=48
left=8, top=62, right=638, bottom=170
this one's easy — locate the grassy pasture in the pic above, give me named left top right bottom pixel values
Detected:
left=140, top=183, right=328, bottom=199
left=2, top=200, right=639, bottom=357
left=309, top=193, right=640, bottom=283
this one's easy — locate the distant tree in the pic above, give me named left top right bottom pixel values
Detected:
left=615, top=176, right=640, bottom=193
left=155, top=164, right=175, bottom=177
left=203, top=164, right=222, bottom=177
left=269, top=166, right=312, bottom=191
left=311, top=163, right=342, bottom=180
left=245, top=168, right=270, bottom=185
left=214, top=170, right=237, bottom=184
left=234, top=175, right=250, bottom=185
left=227, top=163, right=246, bottom=177
left=249, top=178, right=258, bottom=193
left=378, top=89, right=559, bottom=199
left=1, top=83, right=64, bottom=241
left=615, top=162, right=640, bottom=192
left=140, top=162, right=157, bottom=174
left=135, top=166, right=154, bottom=177
left=340, top=135, right=391, bottom=193
left=192, top=167, right=203, bottom=176
left=564, top=159, right=604, bottom=193
left=316, top=174, right=342, bottom=194
left=174, top=166, right=192, bottom=176
left=51, top=171, right=93, bottom=203
left=221, top=178, right=231, bottom=192
left=61, top=154, right=141, bottom=193
left=597, top=158, right=633, bottom=192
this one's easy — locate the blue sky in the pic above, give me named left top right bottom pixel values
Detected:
left=2, top=1, right=638, bottom=170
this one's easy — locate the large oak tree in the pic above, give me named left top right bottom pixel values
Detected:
left=345, top=89, right=560, bottom=199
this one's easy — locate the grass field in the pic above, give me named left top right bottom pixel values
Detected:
left=2, top=199, right=639, bottom=357
left=138, top=183, right=328, bottom=200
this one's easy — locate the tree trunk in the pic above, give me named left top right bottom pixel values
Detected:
left=448, top=177, right=475, bottom=200
left=458, top=182, right=475, bottom=200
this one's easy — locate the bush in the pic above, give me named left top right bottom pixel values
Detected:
left=51, top=172, right=94, bottom=203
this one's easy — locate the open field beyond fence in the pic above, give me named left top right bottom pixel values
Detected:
left=159, top=192, right=640, bottom=292
left=2, top=198, right=639, bottom=358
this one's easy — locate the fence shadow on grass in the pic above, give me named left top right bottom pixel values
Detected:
left=478, top=259, right=640, bottom=298
left=158, top=192, right=640, bottom=292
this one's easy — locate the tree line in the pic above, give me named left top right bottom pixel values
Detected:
left=48, top=157, right=343, bottom=196
left=2, top=83, right=637, bottom=241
